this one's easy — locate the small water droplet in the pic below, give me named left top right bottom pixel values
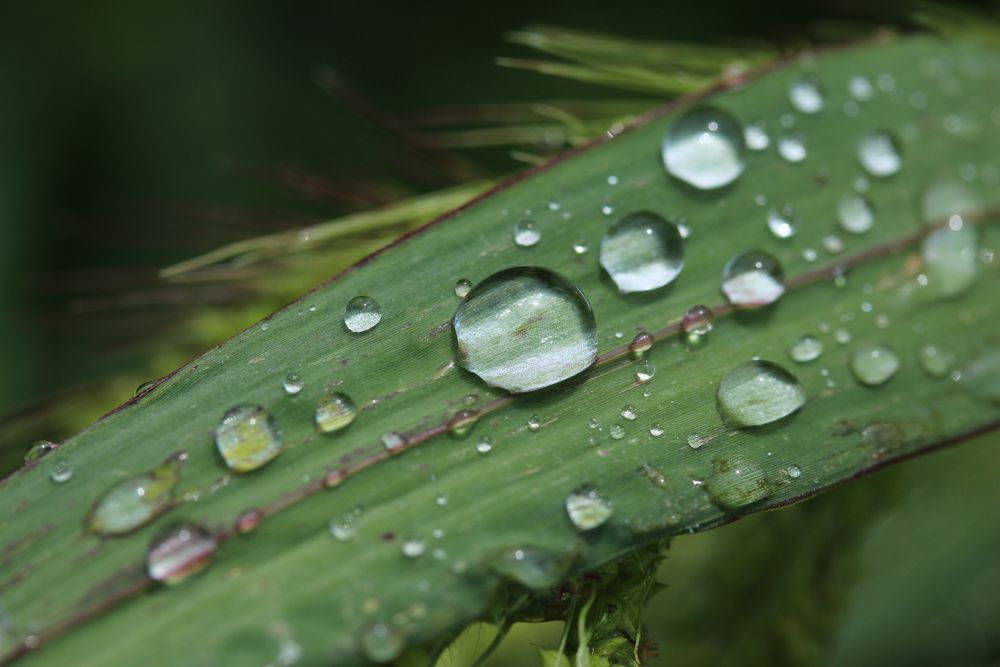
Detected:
left=789, top=76, right=824, bottom=114
left=454, top=279, right=472, bottom=298
left=360, top=623, right=404, bottom=664
left=744, top=121, right=770, bottom=151
left=629, top=332, right=655, bottom=357
left=526, top=414, right=542, bottom=432
left=802, top=248, right=818, bottom=262
left=785, top=464, right=802, bottom=478
left=565, top=487, right=612, bottom=531
left=513, top=220, right=541, bottom=247
left=572, top=240, right=589, bottom=255
left=282, top=372, right=304, bottom=396
left=448, top=410, right=477, bottom=437
left=488, top=546, right=572, bottom=589
left=661, top=106, right=746, bottom=189
left=848, top=75, right=874, bottom=101
left=401, top=538, right=426, bottom=558
left=609, top=424, right=626, bottom=440
left=919, top=344, right=955, bottom=378
left=607, top=174, right=619, bottom=185
left=475, top=436, right=493, bottom=454
left=315, top=392, right=357, bottom=434
left=682, top=305, right=715, bottom=336
left=600, top=211, right=685, bottom=293
left=620, top=405, right=637, bottom=421
left=146, top=522, right=216, bottom=584
left=87, top=455, right=183, bottom=535
left=649, top=424, right=664, bottom=437
left=24, top=440, right=58, bottom=464
left=707, top=455, right=770, bottom=508
left=721, top=251, right=785, bottom=308
left=547, top=200, right=561, bottom=211
left=834, top=328, right=852, bottom=345
left=382, top=432, right=406, bottom=454
left=857, top=131, right=902, bottom=177
left=717, top=360, right=806, bottom=426
left=822, top=234, right=845, bottom=254
left=453, top=267, right=597, bottom=392
left=789, top=335, right=823, bottom=363
left=687, top=433, right=708, bottom=450
left=235, top=508, right=264, bottom=534
left=49, top=458, right=73, bottom=484
left=767, top=205, right=799, bottom=240
left=849, top=344, right=899, bottom=386
left=778, top=134, right=807, bottom=163
left=330, top=513, right=357, bottom=541
left=837, top=193, right=875, bottom=234
left=344, top=296, right=382, bottom=333
left=635, top=360, right=656, bottom=384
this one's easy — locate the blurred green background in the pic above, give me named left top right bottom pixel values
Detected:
left=1, top=1, right=998, bottom=665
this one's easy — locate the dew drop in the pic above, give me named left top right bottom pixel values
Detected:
left=454, top=279, right=472, bottom=298
left=235, top=509, right=264, bottom=534
left=717, top=360, right=806, bottom=426
left=488, top=546, right=573, bottom=590
left=635, top=360, right=655, bottom=384
left=918, top=344, right=955, bottom=378
left=682, top=305, right=715, bottom=336
left=282, top=372, right=304, bottom=396
left=330, top=514, right=357, bottom=541
left=744, top=121, right=769, bottom=151
left=707, top=455, right=770, bottom=508
left=402, top=538, right=426, bottom=558
left=721, top=251, right=785, bottom=308
left=822, top=234, right=845, bottom=254
left=572, top=240, right=589, bottom=255
left=849, top=344, right=899, bottom=386
left=785, top=464, right=802, bottom=479
left=360, top=623, right=404, bottom=664
left=609, top=424, right=626, bottom=440
left=565, top=487, right=612, bottom=531
left=834, top=328, right=852, bottom=345
left=87, top=455, right=183, bottom=535
left=24, top=440, right=58, bottom=465
left=49, top=458, right=73, bottom=484
left=146, top=522, right=216, bottom=585
left=848, top=75, right=874, bottom=101
left=600, top=211, right=685, bottom=293
left=475, top=436, right=493, bottom=454
left=661, top=106, right=746, bottom=189
left=513, top=220, right=541, bottom=247
left=837, top=193, right=875, bottom=234
left=452, top=267, right=597, bottom=392
left=527, top=414, right=542, bottom=432
left=629, top=331, right=655, bottom=357
left=789, top=335, right=823, bottom=363
left=315, top=392, right=357, bottom=434
left=789, top=76, right=824, bottom=114
left=649, top=424, right=664, bottom=437
left=857, top=131, right=902, bottom=177
left=344, top=296, right=382, bottom=333
left=382, top=432, right=406, bottom=454
left=922, top=221, right=978, bottom=297
left=215, top=405, right=282, bottom=473
left=777, top=134, right=807, bottom=163
left=447, top=410, right=477, bottom=437
left=620, top=405, right=637, bottom=421
left=687, top=433, right=708, bottom=450
left=766, top=205, right=798, bottom=240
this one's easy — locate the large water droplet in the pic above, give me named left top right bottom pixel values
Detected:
left=88, top=455, right=183, bottom=535
left=343, top=296, right=382, bottom=333
left=600, top=211, right=685, bottom=293
left=215, top=404, right=283, bottom=473
left=565, top=487, right=612, bottom=531
left=789, top=76, right=824, bottom=114
left=706, top=455, right=770, bottom=508
left=453, top=267, right=598, bottom=392
left=721, top=251, right=785, bottom=308
left=661, top=106, right=746, bottom=189
left=922, top=220, right=978, bottom=297
left=360, top=623, right=404, bottom=663
left=778, top=134, right=807, bottom=163
left=766, top=205, right=798, bottom=240
left=513, top=220, right=541, bottom=247
left=24, top=440, right=58, bottom=464
left=837, top=193, right=875, bottom=234
left=146, top=522, right=216, bottom=584
left=789, top=335, right=823, bottom=363
left=315, top=392, right=357, bottom=434
left=857, top=131, right=902, bottom=177
left=717, top=360, right=806, bottom=426
left=849, top=344, right=899, bottom=386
